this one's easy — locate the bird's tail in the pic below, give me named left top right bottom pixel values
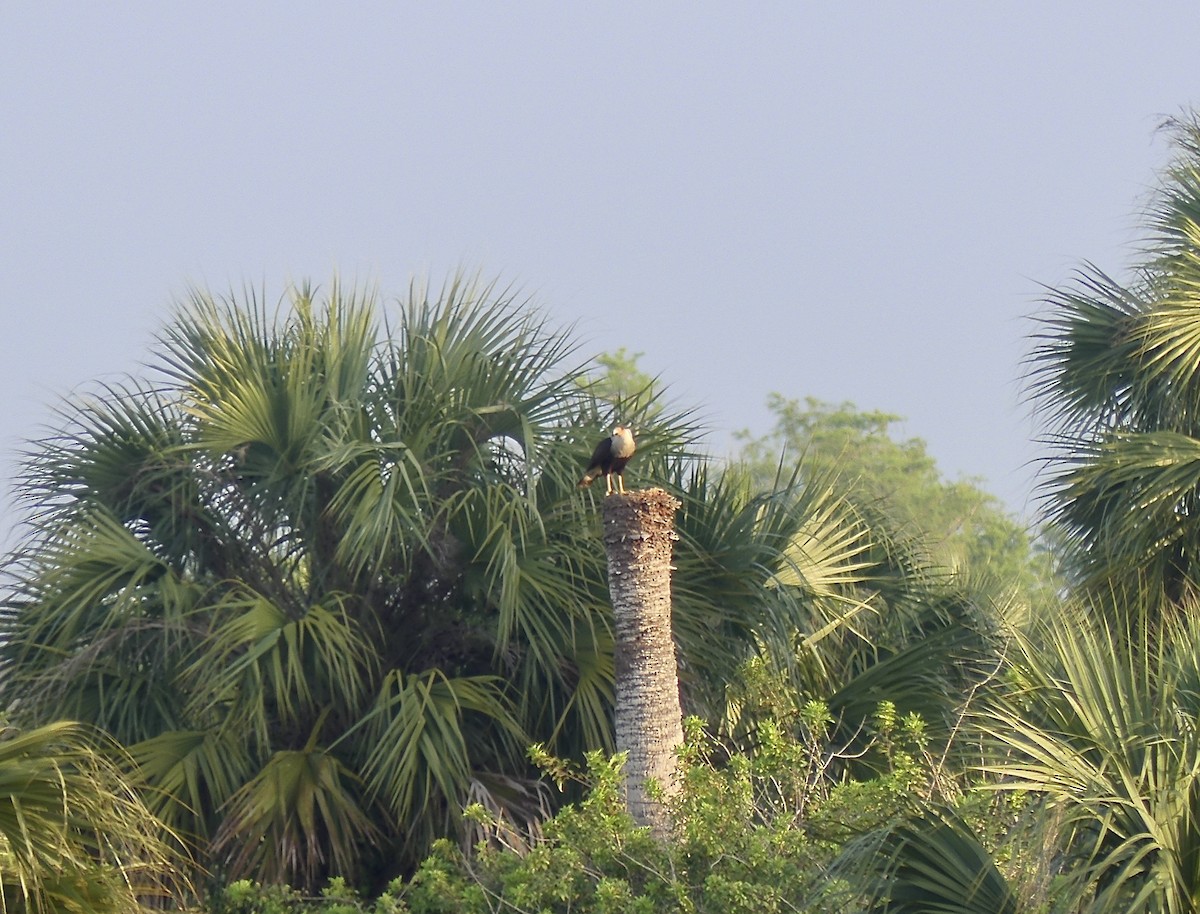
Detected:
left=578, top=469, right=600, bottom=488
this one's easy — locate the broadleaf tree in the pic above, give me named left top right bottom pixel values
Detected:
left=735, top=395, right=1056, bottom=605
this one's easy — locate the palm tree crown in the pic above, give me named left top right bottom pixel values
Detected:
left=1030, top=115, right=1200, bottom=611
left=2, top=277, right=638, bottom=887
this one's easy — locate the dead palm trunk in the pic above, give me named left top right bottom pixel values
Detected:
left=601, top=487, right=684, bottom=836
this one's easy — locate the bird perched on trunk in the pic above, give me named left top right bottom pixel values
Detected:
left=579, top=425, right=636, bottom=495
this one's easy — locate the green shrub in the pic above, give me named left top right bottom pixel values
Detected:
left=199, top=699, right=932, bottom=913
left=398, top=704, right=928, bottom=914
left=205, top=876, right=410, bottom=913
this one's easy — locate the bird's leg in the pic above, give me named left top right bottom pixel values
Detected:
left=604, top=474, right=614, bottom=496
left=616, top=474, right=625, bottom=495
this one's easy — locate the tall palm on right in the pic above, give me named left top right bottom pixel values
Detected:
left=836, top=114, right=1200, bottom=913
left=1030, top=114, right=1200, bottom=613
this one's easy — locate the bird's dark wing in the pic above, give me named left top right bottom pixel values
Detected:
left=586, top=436, right=613, bottom=472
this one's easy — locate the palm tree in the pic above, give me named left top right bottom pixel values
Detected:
left=0, top=277, right=637, bottom=888
left=831, top=600, right=1200, bottom=914
left=978, top=604, right=1200, bottom=913
left=2, top=275, right=933, bottom=892
left=1030, top=113, right=1200, bottom=614
left=0, top=720, right=186, bottom=912
left=823, top=112, right=1200, bottom=914
left=675, top=457, right=997, bottom=766
left=602, top=488, right=684, bottom=835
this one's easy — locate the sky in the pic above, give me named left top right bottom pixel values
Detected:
left=2, top=3, right=1199, bottom=545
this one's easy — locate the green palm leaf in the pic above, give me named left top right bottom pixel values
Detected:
left=186, top=591, right=378, bottom=740
left=1031, top=115, right=1200, bottom=606
left=129, top=725, right=254, bottom=842
left=888, top=808, right=1020, bottom=913
left=0, top=721, right=187, bottom=911
left=979, top=605, right=1200, bottom=912
left=358, top=669, right=522, bottom=824
left=213, top=717, right=379, bottom=889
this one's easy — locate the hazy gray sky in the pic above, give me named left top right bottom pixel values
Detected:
left=3, top=3, right=1198, bottom=541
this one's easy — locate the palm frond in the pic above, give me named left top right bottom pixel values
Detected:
left=212, top=721, right=379, bottom=892
left=356, top=669, right=524, bottom=839
left=129, top=725, right=255, bottom=842
left=185, top=590, right=378, bottom=737
left=0, top=721, right=188, bottom=910
left=845, top=805, right=1021, bottom=914
left=979, top=605, right=1200, bottom=912
left=1029, top=115, right=1200, bottom=605
left=1028, top=266, right=1148, bottom=432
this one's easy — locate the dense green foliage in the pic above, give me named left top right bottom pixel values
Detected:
left=0, top=720, right=186, bottom=912
left=201, top=692, right=935, bottom=914
left=0, top=279, right=690, bottom=889
left=0, top=277, right=964, bottom=899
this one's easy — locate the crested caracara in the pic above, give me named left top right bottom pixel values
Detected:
left=579, top=425, right=636, bottom=495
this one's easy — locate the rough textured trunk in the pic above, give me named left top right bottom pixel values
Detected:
left=601, top=487, right=684, bottom=836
